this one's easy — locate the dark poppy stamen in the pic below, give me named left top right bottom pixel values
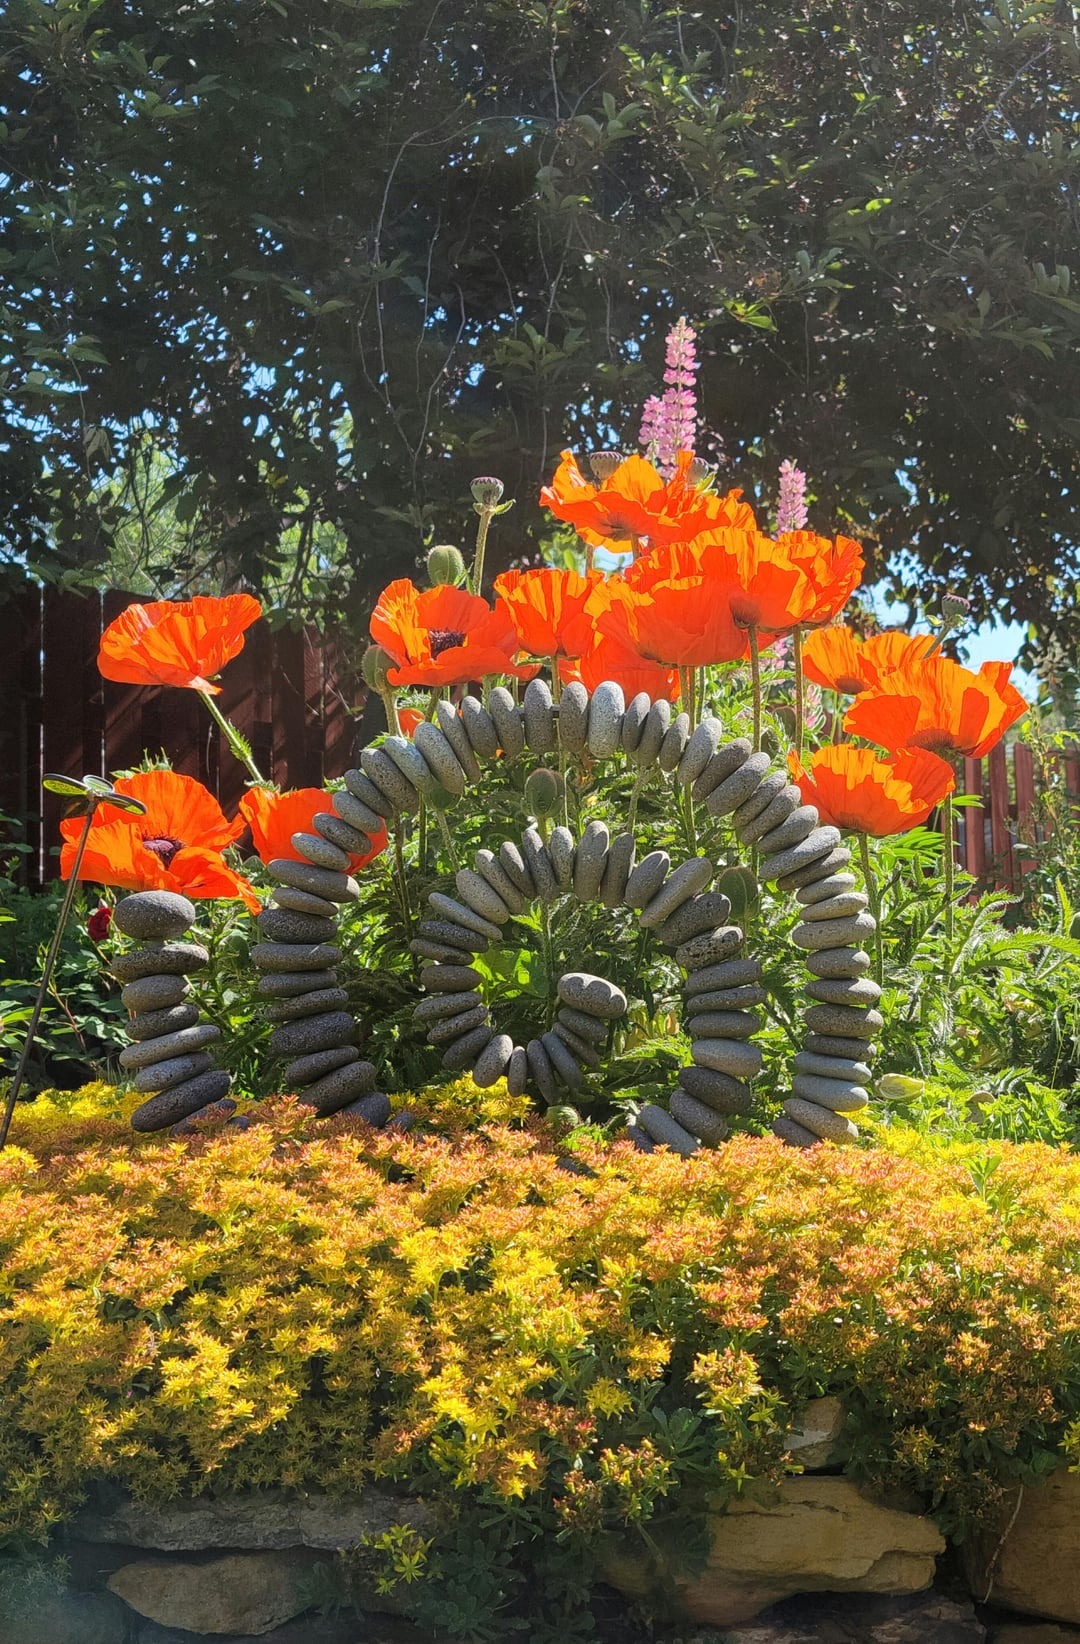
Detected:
left=141, top=834, right=185, bottom=869
left=428, top=628, right=466, bottom=657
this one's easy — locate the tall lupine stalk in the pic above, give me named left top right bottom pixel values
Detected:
left=776, top=458, right=811, bottom=758
left=639, top=317, right=699, bottom=476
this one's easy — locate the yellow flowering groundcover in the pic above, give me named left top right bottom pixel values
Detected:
left=2, top=1083, right=1080, bottom=1553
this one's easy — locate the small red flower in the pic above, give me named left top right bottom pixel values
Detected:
left=87, top=904, right=113, bottom=943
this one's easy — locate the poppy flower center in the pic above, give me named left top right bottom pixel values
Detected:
left=142, top=834, right=185, bottom=868
left=428, top=628, right=466, bottom=657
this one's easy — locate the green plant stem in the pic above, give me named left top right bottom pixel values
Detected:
left=201, top=692, right=266, bottom=784
left=549, top=658, right=561, bottom=704
left=792, top=625, right=806, bottom=761
left=417, top=797, right=427, bottom=872
left=942, top=790, right=955, bottom=950
left=380, top=689, right=401, bottom=735
left=540, top=899, right=556, bottom=1029
left=628, top=770, right=647, bottom=835
left=434, top=806, right=460, bottom=872
left=471, top=505, right=496, bottom=595
left=857, top=831, right=885, bottom=990
left=0, top=807, right=96, bottom=1150
left=393, top=817, right=411, bottom=924
left=748, top=626, right=762, bottom=752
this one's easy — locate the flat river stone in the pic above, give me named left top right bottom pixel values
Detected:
left=284, top=1046, right=359, bottom=1087
left=251, top=942, right=343, bottom=972
left=269, top=1011, right=359, bottom=1058
left=268, top=859, right=359, bottom=901
left=488, top=686, right=525, bottom=759
left=121, top=975, right=190, bottom=1012
left=130, top=1068, right=232, bottom=1132
left=111, top=943, right=209, bottom=983
left=556, top=683, right=589, bottom=754
left=256, top=908, right=337, bottom=946
left=302, top=1059, right=377, bottom=1115
left=265, top=988, right=350, bottom=1023
left=120, top=1023, right=221, bottom=1071
left=132, top=1050, right=215, bottom=1094
left=113, top=891, right=195, bottom=941
left=126, top=1004, right=200, bottom=1042
left=256, top=969, right=338, bottom=998
left=557, top=973, right=627, bottom=1019
left=587, top=681, right=624, bottom=757
left=783, top=1096, right=859, bottom=1144
left=692, top=1038, right=763, bottom=1080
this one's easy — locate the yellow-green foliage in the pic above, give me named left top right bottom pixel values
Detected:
left=3, top=1085, right=1080, bottom=1546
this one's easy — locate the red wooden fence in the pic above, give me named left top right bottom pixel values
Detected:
left=0, top=588, right=369, bottom=888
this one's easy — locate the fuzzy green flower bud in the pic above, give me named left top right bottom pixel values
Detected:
left=941, top=593, right=971, bottom=624
left=426, top=544, right=466, bottom=587
left=361, top=644, right=395, bottom=692
left=524, top=767, right=562, bottom=819
left=876, top=1074, right=926, bottom=1101
left=715, top=864, right=758, bottom=921
left=588, top=450, right=622, bottom=482
left=686, top=457, right=715, bottom=486
left=471, top=476, right=504, bottom=508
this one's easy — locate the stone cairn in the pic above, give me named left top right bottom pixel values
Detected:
left=113, top=891, right=233, bottom=1132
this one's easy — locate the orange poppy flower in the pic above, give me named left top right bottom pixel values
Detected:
left=60, top=770, right=259, bottom=911
left=493, top=567, right=602, bottom=660
left=98, top=594, right=262, bottom=694
left=369, top=580, right=535, bottom=688
left=397, top=707, right=425, bottom=738
left=594, top=555, right=751, bottom=669
left=560, top=630, right=680, bottom=703
left=777, top=531, right=865, bottom=627
left=692, top=529, right=815, bottom=634
left=802, top=625, right=928, bottom=694
left=239, top=787, right=387, bottom=871
left=790, top=745, right=956, bottom=836
left=844, top=656, right=1028, bottom=759
left=540, top=449, right=755, bottom=551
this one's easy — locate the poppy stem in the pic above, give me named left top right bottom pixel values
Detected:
left=628, top=532, right=641, bottom=561
left=748, top=626, right=762, bottom=752
left=471, top=504, right=496, bottom=595
left=942, top=791, right=955, bottom=950
left=1, top=805, right=97, bottom=1150
left=417, top=797, right=427, bottom=872
left=379, top=689, right=401, bottom=736
left=393, top=816, right=412, bottom=925
left=549, top=659, right=561, bottom=704
left=792, top=626, right=806, bottom=761
left=201, top=692, right=266, bottom=785
left=433, top=806, right=460, bottom=873
left=857, top=831, right=885, bottom=990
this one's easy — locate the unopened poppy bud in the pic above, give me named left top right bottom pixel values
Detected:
left=941, top=594, right=971, bottom=624
left=361, top=644, right=395, bottom=691
left=524, top=767, right=562, bottom=818
left=426, top=544, right=466, bottom=587
left=876, top=1074, right=926, bottom=1101
left=426, top=782, right=459, bottom=811
left=715, top=864, right=758, bottom=920
left=471, top=476, right=504, bottom=508
left=588, top=450, right=622, bottom=482
left=686, top=457, right=715, bottom=486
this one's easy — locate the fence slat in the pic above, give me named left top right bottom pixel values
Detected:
left=0, top=586, right=43, bottom=884
left=1012, top=743, right=1036, bottom=879
left=961, top=758, right=986, bottom=882
left=986, top=742, right=1014, bottom=891
left=40, top=590, right=105, bottom=883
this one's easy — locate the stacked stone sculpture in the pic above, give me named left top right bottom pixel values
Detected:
left=113, top=891, right=232, bottom=1132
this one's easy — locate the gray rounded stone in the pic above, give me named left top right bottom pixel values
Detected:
left=806, top=947, right=871, bottom=980
left=111, top=943, right=209, bottom=983
left=805, top=1032, right=878, bottom=1061
left=384, top=1109, right=415, bottom=1134
left=428, top=894, right=502, bottom=943
left=800, top=890, right=870, bottom=923
left=794, top=912, right=877, bottom=952
left=679, top=1063, right=754, bottom=1114
left=760, top=826, right=843, bottom=884
left=132, top=1051, right=216, bottom=1094
left=272, top=884, right=338, bottom=919
left=302, top=1059, right=378, bottom=1116
left=625, top=1122, right=655, bottom=1153
left=620, top=692, right=651, bottom=755
left=705, top=751, right=772, bottom=818
left=773, top=1115, right=820, bottom=1149
left=624, top=849, right=669, bottom=910
left=284, top=1046, right=359, bottom=1088
left=686, top=1010, right=759, bottom=1041
left=600, top=833, right=635, bottom=908
left=632, top=699, right=671, bottom=768
left=653, top=890, right=732, bottom=949
left=692, top=1038, right=763, bottom=1080
left=684, top=957, right=762, bottom=996
left=498, top=840, right=535, bottom=898
left=251, top=942, right=343, bottom=973
left=685, top=984, right=767, bottom=1015
left=797, top=872, right=859, bottom=907
left=557, top=1006, right=609, bottom=1044
left=413, top=720, right=466, bottom=795
left=635, top=1103, right=698, bottom=1156
left=131, top=1069, right=232, bottom=1132
left=547, top=825, right=576, bottom=889
left=556, top=682, right=590, bottom=754
left=670, top=1088, right=729, bottom=1146
left=343, top=767, right=395, bottom=820
left=333, top=786, right=384, bottom=837
left=291, top=829, right=352, bottom=871
left=257, top=908, right=337, bottom=946
left=675, top=925, right=744, bottom=971
left=639, top=856, right=713, bottom=928
left=756, top=805, right=819, bottom=858
left=777, top=846, right=853, bottom=892
left=265, top=988, right=350, bottom=1023
left=268, top=859, right=359, bottom=901
left=337, top=1090, right=392, bottom=1126
left=411, top=938, right=472, bottom=964
left=736, top=783, right=804, bottom=846
left=456, top=867, right=511, bottom=924
left=416, top=919, right=482, bottom=955
left=120, top=1022, right=221, bottom=1071
left=572, top=820, right=609, bottom=901
left=126, top=1004, right=201, bottom=1042
left=783, top=1097, right=860, bottom=1144
left=269, top=1011, right=359, bottom=1059
left=526, top=1037, right=559, bottom=1103
left=419, top=962, right=483, bottom=993
left=359, top=749, right=420, bottom=814
left=806, top=976, right=883, bottom=1008
left=542, top=1030, right=584, bottom=1090
left=383, top=735, right=437, bottom=796
left=488, top=686, right=525, bottom=760
left=506, top=1044, right=529, bottom=1097
left=313, top=811, right=372, bottom=857
left=692, top=738, right=753, bottom=802
left=473, top=1033, right=513, bottom=1088
left=443, top=1025, right=492, bottom=1070
left=557, top=972, right=627, bottom=1019
left=121, top=975, right=190, bottom=1013
left=522, top=825, right=558, bottom=902
left=731, top=771, right=790, bottom=834
left=416, top=990, right=483, bottom=1023
left=113, top=891, right=195, bottom=941
left=658, top=710, right=691, bottom=773
left=256, top=968, right=338, bottom=998
left=552, top=1022, right=601, bottom=1067
left=587, top=681, right=625, bottom=758
left=676, top=717, right=723, bottom=787
left=433, top=702, right=482, bottom=784
left=475, top=849, right=528, bottom=914
left=523, top=678, right=556, bottom=752
left=427, top=1004, right=489, bottom=1045
left=460, top=695, right=500, bottom=759
left=793, top=1051, right=873, bottom=1086
left=803, top=1003, right=884, bottom=1038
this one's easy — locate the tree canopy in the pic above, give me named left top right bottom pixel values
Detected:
left=2, top=0, right=1078, bottom=640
